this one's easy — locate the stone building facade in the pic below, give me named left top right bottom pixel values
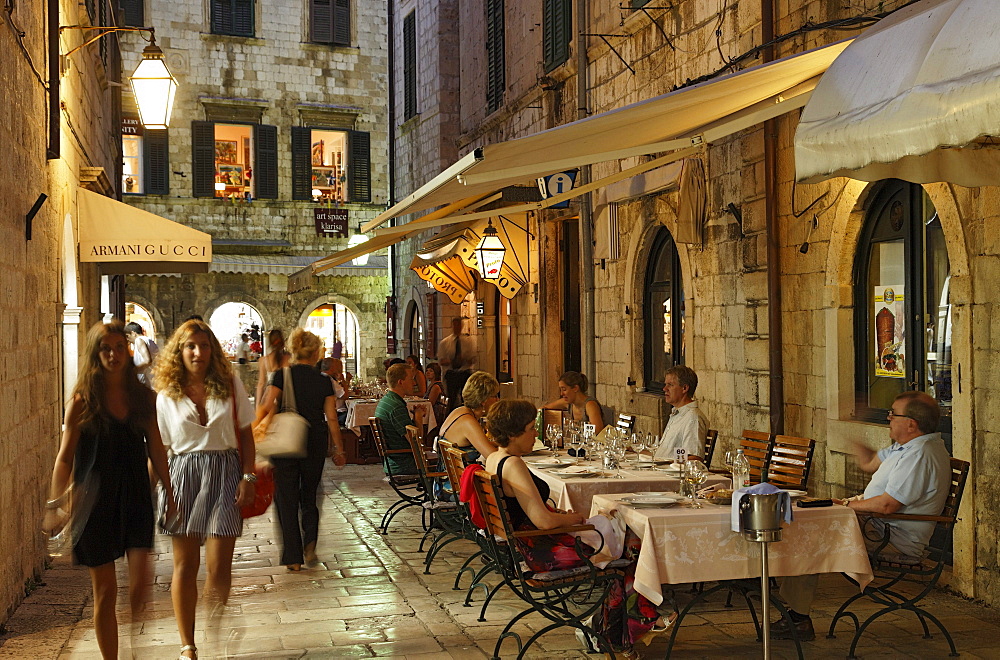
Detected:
left=1, top=0, right=123, bottom=622
left=390, top=0, right=999, bottom=605
left=118, top=0, right=390, bottom=379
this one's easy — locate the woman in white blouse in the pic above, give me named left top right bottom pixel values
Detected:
left=153, top=319, right=256, bottom=660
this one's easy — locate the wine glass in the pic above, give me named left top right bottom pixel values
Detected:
left=684, top=460, right=709, bottom=508
left=724, top=450, right=737, bottom=478
left=630, top=432, right=645, bottom=466
left=545, top=424, right=558, bottom=452
left=610, top=435, right=628, bottom=479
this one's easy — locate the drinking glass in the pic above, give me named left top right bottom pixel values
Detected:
left=610, top=436, right=628, bottom=479
left=630, top=432, right=645, bottom=466
left=684, top=460, right=709, bottom=508
left=545, top=424, right=558, bottom=451
left=724, top=450, right=737, bottom=476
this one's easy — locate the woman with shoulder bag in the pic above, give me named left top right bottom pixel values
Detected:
left=153, top=319, right=256, bottom=660
left=43, top=321, right=176, bottom=659
left=257, top=328, right=346, bottom=571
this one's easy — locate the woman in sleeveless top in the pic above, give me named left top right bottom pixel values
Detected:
left=43, top=321, right=176, bottom=660
left=541, top=371, right=606, bottom=433
left=255, top=328, right=291, bottom=406
left=436, top=371, right=500, bottom=463
left=405, top=354, right=427, bottom=396
left=484, top=399, right=660, bottom=659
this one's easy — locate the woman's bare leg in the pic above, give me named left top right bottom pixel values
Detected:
left=204, top=536, right=237, bottom=606
left=89, top=562, right=118, bottom=659
left=125, top=547, right=151, bottom=618
left=171, top=536, right=203, bottom=658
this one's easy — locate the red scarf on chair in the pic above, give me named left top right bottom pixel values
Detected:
left=459, top=463, right=486, bottom=529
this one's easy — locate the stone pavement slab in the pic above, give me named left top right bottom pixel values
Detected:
left=2, top=463, right=999, bottom=659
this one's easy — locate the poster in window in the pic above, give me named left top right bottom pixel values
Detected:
left=874, top=285, right=905, bottom=378
left=312, top=140, right=325, bottom=165
left=215, top=140, right=238, bottom=164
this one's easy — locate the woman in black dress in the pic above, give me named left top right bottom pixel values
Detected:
left=257, top=328, right=346, bottom=570
left=44, top=321, right=176, bottom=659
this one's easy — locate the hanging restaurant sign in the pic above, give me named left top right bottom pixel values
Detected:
left=413, top=255, right=477, bottom=304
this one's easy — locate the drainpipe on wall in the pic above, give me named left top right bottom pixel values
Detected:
left=387, top=0, right=398, bottom=354
left=762, top=0, right=784, bottom=435
left=576, top=0, right=596, bottom=382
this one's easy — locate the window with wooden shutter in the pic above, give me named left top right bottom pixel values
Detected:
left=311, top=0, right=350, bottom=45
left=144, top=130, right=170, bottom=195
left=348, top=131, right=371, bottom=203
left=118, top=0, right=144, bottom=27
left=192, top=121, right=217, bottom=197
left=485, top=0, right=505, bottom=114
left=291, top=127, right=313, bottom=201
left=211, top=0, right=254, bottom=37
left=543, top=0, right=571, bottom=72
left=403, top=11, right=417, bottom=120
left=254, top=124, right=278, bottom=199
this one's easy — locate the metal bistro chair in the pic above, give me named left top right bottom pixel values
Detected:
left=470, top=470, right=625, bottom=660
left=764, top=434, right=816, bottom=491
left=703, top=428, right=719, bottom=468
left=740, top=430, right=775, bottom=484
left=828, top=458, right=970, bottom=659
left=369, top=416, right=424, bottom=535
left=407, top=426, right=465, bottom=574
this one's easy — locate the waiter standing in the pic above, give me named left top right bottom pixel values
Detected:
left=438, top=316, right=476, bottom=412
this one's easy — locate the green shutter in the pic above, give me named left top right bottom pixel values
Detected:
left=403, top=12, right=417, bottom=119
left=333, top=0, right=350, bottom=46
left=291, top=127, right=313, bottom=201
left=254, top=124, right=279, bottom=199
left=348, top=131, right=371, bottom=203
left=311, top=0, right=333, bottom=43
left=191, top=121, right=216, bottom=198
left=144, top=129, right=169, bottom=195
left=118, top=0, right=144, bottom=28
left=485, top=0, right=505, bottom=114
left=543, top=0, right=571, bottom=72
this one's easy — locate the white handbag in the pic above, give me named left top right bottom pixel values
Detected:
left=257, top=367, right=310, bottom=458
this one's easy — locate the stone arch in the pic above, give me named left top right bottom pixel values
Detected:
left=125, top=293, right=167, bottom=345
left=203, top=294, right=274, bottom=334
left=296, top=293, right=363, bottom=328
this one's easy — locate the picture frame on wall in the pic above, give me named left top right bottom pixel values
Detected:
left=312, top=140, right=325, bottom=165
left=215, top=140, right=238, bottom=164
left=217, top=164, right=245, bottom=186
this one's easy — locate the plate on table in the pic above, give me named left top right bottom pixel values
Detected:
left=552, top=466, right=602, bottom=478
left=619, top=494, right=683, bottom=508
left=525, top=457, right=576, bottom=469
left=653, top=462, right=683, bottom=473
left=783, top=489, right=808, bottom=499
left=634, top=459, right=671, bottom=468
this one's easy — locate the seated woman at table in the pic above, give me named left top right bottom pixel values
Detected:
left=484, top=399, right=660, bottom=659
left=542, top=371, right=606, bottom=433
left=424, top=362, right=446, bottom=421
left=437, top=371, right=499, bottom=465
left=405, top=354, right=426, bottom=396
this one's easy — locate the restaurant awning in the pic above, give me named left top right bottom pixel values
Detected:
left=78, top=188, right=212, bottom=274
left=795, top=0, right=1000, bottom=186
left=362, top=38, right=851, bottom=233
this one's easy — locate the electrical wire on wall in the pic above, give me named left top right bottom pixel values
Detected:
left=5, top=0, right=48, bottom=88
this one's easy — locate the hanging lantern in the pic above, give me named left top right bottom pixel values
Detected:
left=129, top=40, right=178, bottom=129
left=474, top=219, right=506, bottom=280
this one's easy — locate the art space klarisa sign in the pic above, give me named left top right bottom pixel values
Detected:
left=874, top=285, right=905, bottom=378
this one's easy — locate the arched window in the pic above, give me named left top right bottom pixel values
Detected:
left=853, top=180, right=952, bottom=432
left=643, top=227, right=685, bottom=391
left=407, top=303, right=423, bottom=363
left=209, top=302, right=265, bottom=361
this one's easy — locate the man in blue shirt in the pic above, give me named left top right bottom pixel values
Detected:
left=774, top=391, right=951, bottom=641
left=375, top=363, right=424, bottom=475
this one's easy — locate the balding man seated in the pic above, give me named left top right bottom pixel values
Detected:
left=773, top=391, right=952, bottom=641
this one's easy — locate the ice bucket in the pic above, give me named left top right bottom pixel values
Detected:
left=739, top=493, right=784, bottom=543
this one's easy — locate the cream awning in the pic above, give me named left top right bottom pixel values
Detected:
left=78, top=188, right=212, bottom=274
left=363, top=39, right=851, bottom=232
left=795, top=0, right=1000, bottom=186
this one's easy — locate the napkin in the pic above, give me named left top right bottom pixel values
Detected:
left=557, top=465, right=597, bottom=475
left=730, top=482, right=793, bottom=532
left=532, top=439, right=547, bottom=451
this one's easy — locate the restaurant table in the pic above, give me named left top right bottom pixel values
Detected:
left=528, top=458, right=731, bottom=513
left=344, top=397, right=437, bottom=434
left=589, top=493, right=873, bottom=606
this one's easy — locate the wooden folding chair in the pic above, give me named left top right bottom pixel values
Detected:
left=369, top=416, right=423, bottom=534
left=739, top=430, right=774, bottom=485
left=703, top=429, right=719, bottom=468
left=765, top=434, right=815, bottom=490
left=470, top=470, right=624, bottom=659
left=829, top=458, right=970, bottom=658
left=406, top=426, right=463, bottom=574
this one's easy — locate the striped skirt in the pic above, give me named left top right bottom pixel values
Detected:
left=160, top=449, right=243, bottom=539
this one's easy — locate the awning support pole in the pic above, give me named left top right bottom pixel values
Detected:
left=578, top=0, right=597, bottom=383
left=763, top=0, right=785, bottom=435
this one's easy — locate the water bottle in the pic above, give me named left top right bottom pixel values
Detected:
left=535, top=409, right=544, bottom=443
left=732, top=448, right=751, bottom=489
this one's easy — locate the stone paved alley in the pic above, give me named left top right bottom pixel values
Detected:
left=2, top=464, right=999, bottom=659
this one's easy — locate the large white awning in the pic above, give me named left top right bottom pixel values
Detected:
left=795, top=0, right=1000, bottom=186
left=78, top=188, right=212, bottom=274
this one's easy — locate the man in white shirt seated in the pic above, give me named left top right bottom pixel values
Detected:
left=653, top=365, right=709, bottom=461
left=320, top=357, right=351, bottom=425
left=125, top=322, right=158, bottom=387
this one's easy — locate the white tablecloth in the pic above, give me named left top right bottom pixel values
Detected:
left=344, top=398, right=437, bottom=434
left=528, top=460, right=730, bottom=513
left=590, top=493, right=874, bottom=605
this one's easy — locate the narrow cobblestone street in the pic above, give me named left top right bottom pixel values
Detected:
left=2, top=463, right=999, bottom=659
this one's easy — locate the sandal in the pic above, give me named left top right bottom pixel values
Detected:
left=179, top=644, right=197, bottom=659
left=286, top=564, right=302, bottom=572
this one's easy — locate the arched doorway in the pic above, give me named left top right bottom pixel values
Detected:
left=304, top=303, right=360, bottom=375
left=406, top=300, right=424, bottom=363
left=125, top=301, right=157, bottom=340
left=209, top=302, right=265, bottom=361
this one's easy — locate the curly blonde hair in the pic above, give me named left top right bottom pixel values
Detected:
left=462, top=371, right=500, bottom=410
left=288, top=327, right=322, bottom=363
left=153, top=319, right=234, bottom=400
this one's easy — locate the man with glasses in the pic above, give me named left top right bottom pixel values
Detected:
left=773, top=391, right=952, bottom=641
